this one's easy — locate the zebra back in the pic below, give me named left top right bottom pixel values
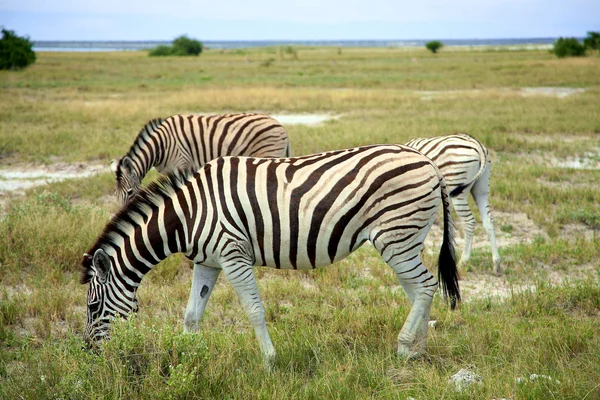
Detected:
left=405, top=133, right=488, bottom=197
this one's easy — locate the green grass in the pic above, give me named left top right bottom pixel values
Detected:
left=1, top=47, right=599, bottom=399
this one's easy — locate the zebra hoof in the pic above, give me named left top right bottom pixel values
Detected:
left=183, top=320, right=201, bottom=333
left=492, top=260, right=503, bottom=276
left=397, top=345, right=423, bottom=360
left=263, top=352, right=277, bottom=372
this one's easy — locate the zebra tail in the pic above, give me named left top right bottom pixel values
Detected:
left=285, top=139, right=293, bottom=157
left=438, top=177, right=461, bottom=309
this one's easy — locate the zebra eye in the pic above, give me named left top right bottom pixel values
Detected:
left=88, top=300, right=101, bottom=311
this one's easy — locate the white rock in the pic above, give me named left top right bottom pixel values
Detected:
left=449, top=368, right=483, bottom=392
left=428, top=320, right=437, bottom=329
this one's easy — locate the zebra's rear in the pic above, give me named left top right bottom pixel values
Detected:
left=405, top=133, right=488, bottom=195
left=406, top=133, right=502, bottom=275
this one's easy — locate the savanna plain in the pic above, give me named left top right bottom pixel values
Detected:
left=1, top=46, right=599, bottom=399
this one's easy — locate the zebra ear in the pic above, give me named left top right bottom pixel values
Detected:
left=121, top=157, right=135, bottom=175
left=110, top=159, right=119, bottom=175
left=92, top=249, right=111, bottom=283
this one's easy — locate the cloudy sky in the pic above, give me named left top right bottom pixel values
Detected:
left=1, top=0, right=598, bottom=41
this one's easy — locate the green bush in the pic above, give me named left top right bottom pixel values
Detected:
left=425, top=40, right=443, bottom=54
left=0, top=28, right=36, bottom=70
left=172, top=35, right=203, bottom=55
left=583, top=31, right=600, bottom=50
left=149, top=35, right=203, bottom=57
left=148, top=45, right=174, bottom=56
left=552, top=37, right=586, bottom=58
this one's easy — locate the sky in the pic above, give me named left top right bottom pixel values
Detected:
left=1, top=0, right=598, bottom=41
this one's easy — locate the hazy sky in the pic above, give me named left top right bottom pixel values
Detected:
left=1, top=0, right=598, bottom=41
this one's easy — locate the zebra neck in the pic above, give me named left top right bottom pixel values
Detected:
left=126, top=135, right=162, bottom=179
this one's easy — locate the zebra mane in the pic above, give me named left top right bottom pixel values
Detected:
left=80, top=169, right=194, bottom=284
left=121, top=117, right=165, bottom=164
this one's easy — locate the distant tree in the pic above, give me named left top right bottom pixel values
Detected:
left=0, top=28, right=36, bottom=70
left=583, top=31, right=600, bottom=51
left=425, top=40, right=443, bottom=54
left=172, top=35, right=203, bottom=55
left=148, top=35, right=203, bottom=57
left=552, top=37, right=586, bottom=58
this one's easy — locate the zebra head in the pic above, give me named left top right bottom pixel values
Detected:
left=81, top=249, right=138, bottom=346
left=111, top=156, right=142, bottom=205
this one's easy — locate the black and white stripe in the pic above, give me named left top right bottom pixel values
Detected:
left=406, top=133, right=502, bottom=275
left=111, top=113, right=291, bottom=204
left=82, top=144, right=460, bottom=366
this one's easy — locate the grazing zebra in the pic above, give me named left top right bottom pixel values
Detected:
left=406, top=133, right=502, bottom=275
left=111, top=113, right=290, bottom=204
left=81, top=145, right=460, bottom=368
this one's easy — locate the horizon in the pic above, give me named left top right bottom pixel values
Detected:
left=31, top=36, right=566, bottom=43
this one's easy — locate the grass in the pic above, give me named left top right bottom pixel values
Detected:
left=0, top=47, right=599, bottom=399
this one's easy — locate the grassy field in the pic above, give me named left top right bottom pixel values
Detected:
left=1, top=47, right=599, bottom=399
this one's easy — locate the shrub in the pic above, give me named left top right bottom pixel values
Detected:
left=148, top=45, right=174, bottom=56
left=0, top=28, right=36, bottom=70
left=149, top=35, right=203, bottom=57
left=583, top=31, right=600, bottom=50
left=552, top=37, right=586, bottom=58
left=425, top=40, right=443, bottom=54
left=172, top=35, right=203, bottom=55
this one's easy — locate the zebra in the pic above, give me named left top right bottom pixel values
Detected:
left=405, top=133, right=502, bottom=275
left=81, top=144, right=460, bottom=368
left=111, top=113, right=291, bottom=205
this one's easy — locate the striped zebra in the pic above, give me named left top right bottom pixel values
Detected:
left=81, top=144, right=460, bottom=368
left=111, top=113, right=290, bottom=204
left=406, top=133, right=502, bottom=275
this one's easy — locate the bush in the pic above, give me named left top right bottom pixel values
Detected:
left=425, top=40, right=443, bottom=54
left=552, top=37, right=586, bottom=58
left=149, top=35, right=203, bottom=57
left=148, top=45, right=174, bottom=56
left=583, top=31, right=600, bottom=50
left=172, top=35, right=203, bottom=55
left=0, top=28, right=36, bottom=70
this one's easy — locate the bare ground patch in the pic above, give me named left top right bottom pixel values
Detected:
left=424, top=210, right=548, bottom=256
left=415, top=87, right=587, bottom=101
left=0, top=162, right=111, bottom=218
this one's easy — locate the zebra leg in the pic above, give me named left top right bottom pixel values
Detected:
left=374, top=234, right=437, bottom=358
left=471, top=163, right=502, bottom=275
left=184, top=264, right=221, bottom=332
left=452, top=192, right=476, bottom=267
left=224, top=264, right=276, bottom=370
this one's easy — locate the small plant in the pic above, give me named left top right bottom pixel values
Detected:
left=425, top=40, right=443, bottom=54
left=552, top=37, right=586, bottom=58
left=0, top=28, right=36, bottom=70
left=148, top=35, right=203, bottom=57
